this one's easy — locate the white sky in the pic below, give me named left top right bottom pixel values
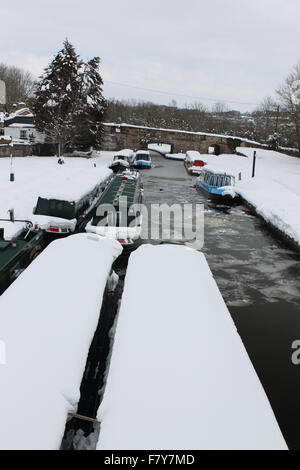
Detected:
left=1, top=0, right=300, bottom=111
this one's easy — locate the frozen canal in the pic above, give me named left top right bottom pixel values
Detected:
left=142, top=152, right=300, bottom=449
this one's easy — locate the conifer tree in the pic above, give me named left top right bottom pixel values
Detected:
left=33, top=39, right=106, bottom=154
left=75, top=57, right=107, bottom=149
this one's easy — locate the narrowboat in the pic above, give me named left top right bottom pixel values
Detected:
left=109, top=149, right=133, bottom=173
left=133, top=150, right=152, bottom=169
left=196, top=167, right=238, bottom=200
left=184, top=151, right=206, bottom=175
left=0, top=221, right=45, bottom=295
left=33, top=176, right=113, bottom=238
left=86, top=170, right=143, bottom=252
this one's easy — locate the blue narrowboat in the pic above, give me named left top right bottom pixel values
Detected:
left=134, top=150, right=152, bottom=169
left=196, top=168, right=238, bottom=200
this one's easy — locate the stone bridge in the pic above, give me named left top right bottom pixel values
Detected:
left=102, top=123, right=263, bottom=155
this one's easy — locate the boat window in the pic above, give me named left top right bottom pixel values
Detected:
left=136, top=154, right=149, bottom=161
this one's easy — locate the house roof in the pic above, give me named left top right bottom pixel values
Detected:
left=4, top=109, right=34, bottom=128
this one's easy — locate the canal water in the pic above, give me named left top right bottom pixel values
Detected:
left=142, top=152, right=300, bottom=449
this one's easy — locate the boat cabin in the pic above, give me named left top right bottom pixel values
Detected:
left=33, top=179, right=107, bottom=235
left=198, top=169, right=235, bottom=188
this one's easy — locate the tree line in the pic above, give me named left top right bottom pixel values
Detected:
left=1, top=43, right=300, bottom=154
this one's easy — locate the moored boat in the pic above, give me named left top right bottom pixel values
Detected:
left=133, top=150, right=152, bottom=169
left=196, top=167, right=238, bottom=200
left=109, top=150, right=132, bottom=173
left=33, top=176, right=113, bottom=238
left=0, top=221, right=45, bottom=295
left=86, top=169, right=143, bottom=252
left=184, top=150, right=206, bottom=175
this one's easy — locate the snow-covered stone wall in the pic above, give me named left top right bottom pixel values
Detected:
left=102, top=122, right=266, bottom=154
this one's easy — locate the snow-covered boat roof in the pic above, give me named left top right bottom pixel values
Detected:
left=186, top=150, right=202, bottom=162
left=0, top=234, right=122, bottom=450
left=114, top=149, right=134, bottom=157
left=0, top=221, right=27, bottom=240
left=0, top=154, right=113, bottom=227
left=97, top=244, right=286, bottom=450
left=135, top=149, right=150, bottom=155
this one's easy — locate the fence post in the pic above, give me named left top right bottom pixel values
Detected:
left=252, top=151, right=256, bottom=178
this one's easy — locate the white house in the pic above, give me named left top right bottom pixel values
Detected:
left=4, top=106, right=44, bottom=143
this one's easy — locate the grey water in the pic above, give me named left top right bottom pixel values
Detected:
left=143, top=152, right=300, bottom=449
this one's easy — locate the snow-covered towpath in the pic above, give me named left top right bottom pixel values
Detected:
left=198, top=147, right=300, bottom=247
left=235, top=147, right=300, bottom=247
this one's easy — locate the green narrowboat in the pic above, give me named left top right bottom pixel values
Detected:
left=33, top=176, right=113, bottom=238
left=87, top=170, right=143, bottom=251
left=0, top=223, right=45, bottom=295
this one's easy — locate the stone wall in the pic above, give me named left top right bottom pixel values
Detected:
left=101, top=123, right=262, bottom=155
left=0, top=144, right=32, bottom=158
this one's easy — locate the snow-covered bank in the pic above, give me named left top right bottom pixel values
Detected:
left=235, top=148, right=300, bottom=247
left=0, top=152, right=114, bottom=239
left=164, top=152, right=185, bottom=160
left=0, top=233, right=122, bottom=450
left=97, top=244, right=286, bottom=450
left=193, top=148, right=300, bottom=247
left=148, top=143, right=171, bottom=154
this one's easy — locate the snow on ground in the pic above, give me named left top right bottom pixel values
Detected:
left=164, top=152, right=185, bottom=160
left=0, top=151, right=114, bottom=239
left=235, top=148, right=300, bottom=246
left=148, top=143, right=171, bottom=154
left=202, top=153, right=250, bottom=178
left=0, top=233, right=122, bottom=450
left=97, top=244, right=286, bottom=450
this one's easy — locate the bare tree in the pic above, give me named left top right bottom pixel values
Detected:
left=211, top=101, right=228, bottom=114
left=276, top=62, right=300, bottom=151
left=253, top=96, right=279, bottom=142
left=0, top=63, right=35, bottom=111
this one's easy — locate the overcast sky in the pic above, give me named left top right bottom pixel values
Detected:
left=1, top=0, right=300, bottom=111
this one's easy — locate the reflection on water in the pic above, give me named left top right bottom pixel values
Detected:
left=143, top=154, right=300, bottom=449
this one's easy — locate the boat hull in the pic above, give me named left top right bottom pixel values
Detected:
left=109, top=162, right=130, bottom=173
left=196, top=180, right=238, bottom=202
left=134, top=161, right=151, bottom=169
left=184, top=160, right=202, bottom=175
